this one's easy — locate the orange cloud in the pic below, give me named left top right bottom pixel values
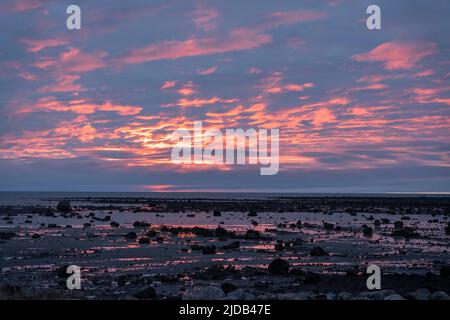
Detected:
left=312, top=108, right=336, bottom=126
left=352, top=41, right=438, bottom=70
left=162, top=97, right=238, bottom=108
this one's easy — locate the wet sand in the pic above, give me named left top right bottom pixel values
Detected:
left=1, top=196, right=449, bottom=300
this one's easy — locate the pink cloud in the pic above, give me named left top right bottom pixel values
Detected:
left=20, top=38, right=68, bottom=53
left=120, top=32, right=271, bottom=65
left=34, top=48, right=108, bottom=73
left=19, top=97, right=142, bottom=116
left=352, top=41, right=438, bottom=70
left=37, top=75, right=84, bottom=93
left=119, top=10, right=325, bottom=65
left=247, top=67, right=262, bottom=74
left=161, top=81, right=177, bottom=90
left=4, top=0, right=50, bottom=12
left=252, top=10, right=327, bottom=32
left=197, top=66, right=218, bottom=75
left=190, top=5, right=219, bottom=31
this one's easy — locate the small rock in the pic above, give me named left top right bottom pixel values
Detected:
left=384, top=294, right=405, bottom=300
left=431, top=291, right=449, bottom=300
left=405, top=288, right=431, bottom=300
left=337, top=292, right=353, bottom=300
left=185, top=286, right=225, bottom=300
left=134, top=287, right=156, bottom=300
left=225, top=289, right=244, bottom=300
left=133, top=221, right=151, bottom=228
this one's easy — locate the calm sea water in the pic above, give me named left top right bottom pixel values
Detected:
left=0, top=191, right=448, bottom=206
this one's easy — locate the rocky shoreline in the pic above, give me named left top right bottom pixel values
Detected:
left=1, top=196, right=449, bottom=300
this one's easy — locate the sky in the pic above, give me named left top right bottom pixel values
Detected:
left=0, top=0, right=449, bottom=193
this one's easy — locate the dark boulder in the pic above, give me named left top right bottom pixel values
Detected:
left=309, top=246, right=329, bottom=257
left=244, top=230, right=260, bottom=240
left=125, top=232, right=138, bottom=240
left=361, top=225, right=373, bottom=236
left=323, top=222, right=334, bottom=230
left=221, top=283, right=238, bottom=294
left=133, top=221, right=151, bottom=228
left=110, top=221, right=120, bottom=228
left=145, top=230, right=157, bottom=237
left=248, top=211, right=258, bottom=217
left=138, top=237, right=151, bottom=244
left=222, top=241, right=240, bottom=250
left=268, top=258, right=290, bottom=275
left=192, top=227, right=215, bottom=237
left=391, top=227, right=418, bottom=238
left=56, top=200, right=72, bottom=213
left=215, top=226, right=234, bottom=238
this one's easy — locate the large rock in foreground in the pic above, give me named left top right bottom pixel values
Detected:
left=184, top=286, right=225, bottom=300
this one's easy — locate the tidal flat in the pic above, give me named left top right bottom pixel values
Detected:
left=1, top=195, right=449, bottom=300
